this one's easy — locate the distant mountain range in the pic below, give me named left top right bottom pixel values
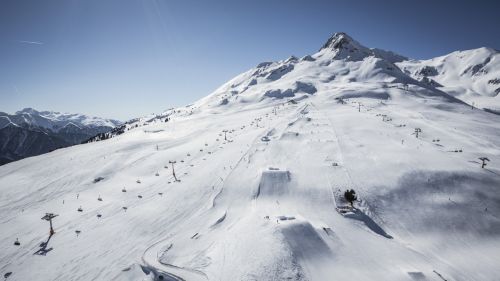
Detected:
left=0, top=108, right=121, bottom=165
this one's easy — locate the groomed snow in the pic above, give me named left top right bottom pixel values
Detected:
left=0, top=33, right=499, bottom=281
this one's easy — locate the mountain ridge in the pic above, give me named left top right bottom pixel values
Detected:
left=80, top=32, right=498, bottom=145
left=0, top=108, right=121, bottom=165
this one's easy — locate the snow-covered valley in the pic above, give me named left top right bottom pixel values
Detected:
left=0, top=33, right=499, bottom=281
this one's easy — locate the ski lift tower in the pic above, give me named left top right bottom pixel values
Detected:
left=222, top=130, right=228, bottom=141
left=414, top=128, right=422, bottom=138
left=169, top=160, right=178, bottom=181
left=479, top=157, right=490, bottom=168
left=41, top=213, right=58, bottom=235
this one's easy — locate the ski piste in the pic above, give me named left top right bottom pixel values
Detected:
left=1, top=32, right=499, bottom=280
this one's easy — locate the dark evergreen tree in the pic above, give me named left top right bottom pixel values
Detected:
left=344, top=189, right=357, bottom=207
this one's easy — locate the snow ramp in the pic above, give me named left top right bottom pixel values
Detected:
left=281, top=220, right=331, bottom=260
left=255, top=169, right=291, bottom=198
left=279, top=220, right=334, bottom=280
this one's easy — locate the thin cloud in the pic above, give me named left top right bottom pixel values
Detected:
left=17, top=40, right=44, bottom=45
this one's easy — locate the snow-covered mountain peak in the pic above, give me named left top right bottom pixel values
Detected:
left=190, top=32, right=462, bottom=110
left=16, top=107, right=40, bottom=115
left=321, top=32, right=358, bottom=50
left=319, top=32, right=409, bottom=64
left=398, top=45, right=500, bottom=110
left=319, top=32, right=373, bottom=61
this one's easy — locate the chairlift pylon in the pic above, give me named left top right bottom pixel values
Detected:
left=41, top=213, right=58, bottom=235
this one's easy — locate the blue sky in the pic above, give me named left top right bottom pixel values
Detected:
left=1, top=0, right=499, bottom=120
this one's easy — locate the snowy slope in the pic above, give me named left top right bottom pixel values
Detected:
left=0, top=33, right=499, bottom=281
left=397, top=47, right=500, bottom=111
left=190, top=33, right=463, bottom=113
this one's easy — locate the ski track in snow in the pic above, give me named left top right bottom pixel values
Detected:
left=1, top=97, right=499, bottom=281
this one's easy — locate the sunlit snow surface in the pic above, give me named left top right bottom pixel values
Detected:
left=1, top=34, right=499, bottom=280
